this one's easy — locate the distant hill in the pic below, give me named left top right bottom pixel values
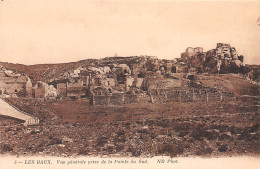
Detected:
left=0, top=56, right=143, bottom=84
left=0, top=59, right=93, bottom=84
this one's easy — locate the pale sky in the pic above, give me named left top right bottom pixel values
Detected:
left=0, top=0, right=259, bottom=65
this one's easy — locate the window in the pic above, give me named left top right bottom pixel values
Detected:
left=171, top=67, right=176, bottom=73
left=97, top=80, right=101, bottom=86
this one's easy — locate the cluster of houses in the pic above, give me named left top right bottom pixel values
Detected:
left=0, top=55, right=186, bottom=101
left=30, top=56, right=185, bottom=101
left=0, top=43, right=249, bottom=103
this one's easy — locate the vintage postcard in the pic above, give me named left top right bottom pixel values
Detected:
left=0, top=0, right=259, bottom=169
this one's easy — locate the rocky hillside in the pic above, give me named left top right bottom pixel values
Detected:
left=0, top=55, right=259, bottom=92
left=0, top=60, right=92, bottom=84
left=197, top=74, right=259, bottom=96
left=0, top=56, right=143, bottom=84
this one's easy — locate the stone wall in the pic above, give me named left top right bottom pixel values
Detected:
left=67, top=87, right=86, bottom=97
left=91, top=94, right=139, bottom=105
left=110, top=94, right=124, bottom=105
left=145, top=78, right=182, bottom=90
left=149, top=88, right=235, bottom=103
left=57, top=83, right=67, bottom=96
left=34, top=87, right=45, bottom=98
left=0, top=83, right=25, bottom=97
left=92, top=95, right=110, bottom=105
left=124, top=94, right=139, bottom=104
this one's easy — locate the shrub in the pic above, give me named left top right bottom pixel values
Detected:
left=30, top=130, right=37, bottom=134
left=190, top=127, right=219, bottom=141
left=117, top=130, right=125, bottom=136
left=211, top=124, right=229, bottom=133
left=158, top=143, right=184, bottom=157
left=172, top=122, right=192, bottom=131
left=96, top=137, right=108, bottom=147
left=1, top=143, right=13, bottom=153
left=78, top=148, right=89, bottom=155
left=108, top=146, right=114, bottom=153
left=205, top=130, right=219, bottom=140
left=131, top=148, right=141, bottom=157
left=218, top=144, right=228, bottom=152
left=127, top=147, right=141, bottom=157
left=219, top=133, right=231, bottom=141
left=178, top=131, right=189, bottom=137
left=157, top=120, right=172, bottom=128
left=4, top=128, right=12, bottom=132
left=196, top=145, right=213, bottom=156
left=116, top=145, right=124, bottom=152
left=117, top=136, right=126, bottom=143
left=151, top=132, right=158, bottom=139
left=238, top=132, right=249, bottom=141
left=190, top=130, right=204, bottom=141
left=137, top=129, right=149, bottom=134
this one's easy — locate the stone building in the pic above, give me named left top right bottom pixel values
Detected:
left=181, top=47, right=204, bottom=59
left=57, top=83, right=67, bottom=97
left=56, top=79, right=87, bottom=98
left=0, top=66, right=32, bottom=97
left=33, top=82, right=57, bottom=99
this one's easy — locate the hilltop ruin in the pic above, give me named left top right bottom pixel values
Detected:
left=0, top=43, right=258, bottom=105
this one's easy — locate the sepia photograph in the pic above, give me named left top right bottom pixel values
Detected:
left=0, top=0, right=259, bottom=169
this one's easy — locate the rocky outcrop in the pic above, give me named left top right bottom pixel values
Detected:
left=180, top=43, right=248, bottom=74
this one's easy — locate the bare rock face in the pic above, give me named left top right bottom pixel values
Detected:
left=216, top=43, right=231, bottom=59
left=181, top=43, right=247, bottom=74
